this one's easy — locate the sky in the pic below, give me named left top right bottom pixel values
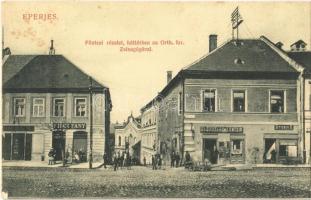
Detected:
left=2, top=1, right=311, bottom=123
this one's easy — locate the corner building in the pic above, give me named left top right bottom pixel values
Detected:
left=143, top=35, right=306, bottom=165
left=2, top=55, right=112, bottom=162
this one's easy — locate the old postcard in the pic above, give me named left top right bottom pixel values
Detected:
left=1, top=1, right=311, bottom=199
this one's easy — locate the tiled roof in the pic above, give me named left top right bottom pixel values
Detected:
left=2, top=55, right=36, bottom=84
left=186, top=39, right=296, bottom=73
left=3, top=55, right=107, bottom=92
left=287, top=51, right=311, bottom=74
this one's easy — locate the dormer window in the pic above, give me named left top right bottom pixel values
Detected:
left=234, top=58, right=245, bottom=65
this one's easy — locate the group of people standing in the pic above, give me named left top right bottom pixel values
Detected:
left=151, top=154, right=162, bottom=170
left=170, top=151, right=181, bottom=168
left=112, top=151, right=133, bottom=171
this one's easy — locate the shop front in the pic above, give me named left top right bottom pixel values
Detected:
left=264, top=136, right=299, bottom=164
left=2, top=126, right=34, bottom=161
left=201, top=126, right=245, bottom=164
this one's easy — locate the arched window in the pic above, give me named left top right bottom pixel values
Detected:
left=118, top=136, right=121, bottom=146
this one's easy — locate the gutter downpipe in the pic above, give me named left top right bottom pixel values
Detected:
left=181, top=70, right=185, bottom=164
left=302, top=74, right=306, bottom=164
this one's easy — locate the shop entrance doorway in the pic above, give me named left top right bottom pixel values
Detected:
left=52, top=131, right=66, bottom=161
left=73, top=131, right=87, bottom=162
left=203, top=139, right=218, bottom=164
left=264, top=139, right=277, bottom=163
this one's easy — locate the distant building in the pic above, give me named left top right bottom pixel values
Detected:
left=140, top=104, right=158, bottom=164
left=115, top=114, right=142, bottom=162
left=141, top=35, right=307, bottom=165
left=287, top=40, right=311, bottom=164
left=2, top=46, right=112, bottom=162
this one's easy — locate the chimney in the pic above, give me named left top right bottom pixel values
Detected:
left=209, top=34, right=217, bottom=52
left=49, top=40, right=55, bottom=55
left=167, top=71, right=172, bottom=84
left=275, top=42, right=283, bottom=49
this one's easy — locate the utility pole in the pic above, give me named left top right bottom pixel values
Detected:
left=89, top=77, right=93, bottom=169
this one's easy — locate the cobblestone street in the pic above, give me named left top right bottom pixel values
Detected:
left=2, top=166, right=311, bottom=198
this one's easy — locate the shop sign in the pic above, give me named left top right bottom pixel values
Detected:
left=274, top=125, right=294, bottom=130
left=3, top=125, right=34, bottom=132
left=200, top=126, right=243, bottom=133
left=53, top=123, right=86, bottom=130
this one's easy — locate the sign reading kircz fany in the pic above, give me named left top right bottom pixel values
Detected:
left=53, top=123, right=86, bottom=130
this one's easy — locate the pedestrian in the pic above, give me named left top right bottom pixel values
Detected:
left=74, top=151, right=80, bottom=163
left=143, top=156, right=146, bottom=166
left=271, top=149, right=277, bottom=163
left=120, top=152, right=125, bottom=169
left=185, top=151, right=191, bottom=168
left=103, top=152, right=108, bottom=169
left=127, top=154, right=131, bottom=170
left=170, top=151, right=175, bottom=168
left=113, top=153, right=118, bottom=171
left=48, top=148, right=54, bottom=165
left=152, top=155, right=156, bottom=170
left=175, top=153, right=180, bottom=168
left=158, top=154, right=162, bottom=169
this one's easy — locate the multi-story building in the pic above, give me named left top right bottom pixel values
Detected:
left=2, top=47, right=112, bottom=162
left=114, top=114, right=141, bottom=161
left=140, top=104, right=157, bottom=164
left=288, top=41, right=311, bottom=164
left=141, top=35, right=307, bottom=165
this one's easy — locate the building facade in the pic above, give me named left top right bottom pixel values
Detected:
left=140, top=105, right=157, bottom=164
left=141, top=35, right=307, bottom=165
left=288, top=42, right=311, bottom=164
left=2, top=54, right=112, bottom=162
left=114, top=114, right=142, bottom=161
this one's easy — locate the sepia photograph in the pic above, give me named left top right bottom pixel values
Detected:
left=1, top=1, right=311, bottom=199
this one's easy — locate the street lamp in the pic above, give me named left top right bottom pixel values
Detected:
left=89, top=77, right=93, bottom=169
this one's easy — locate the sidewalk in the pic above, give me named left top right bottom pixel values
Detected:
left=2, top=160, right=104, bottom=169
left=217, top=163, right=311, bottom=170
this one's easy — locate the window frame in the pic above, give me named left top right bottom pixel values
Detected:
left=269, top=90, right=286, bottom=113
left=74, top=97, right=87, bottom=117
left=13, top=98, right=26, bottom=117
left=231, top=89, right=247, bottom=112
left=202, top=89, right=217, bottom=112
left=32, top=97, right=45, bottom=117
left=52, top=98, right=66, bottom=117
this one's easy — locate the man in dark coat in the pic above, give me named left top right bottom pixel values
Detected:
left=103, top=152, right=108, bottom=169
left=152, top=155, right=156, bottom=170
left=170, top=151, right=175, bottom=168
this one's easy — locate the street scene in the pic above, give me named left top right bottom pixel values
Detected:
left=2, top=1, right=311, bottom=199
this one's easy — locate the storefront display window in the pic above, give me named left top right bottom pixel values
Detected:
left=231, top=140, right=243, bottom=155
left=279, top=140, right=298, bottom=157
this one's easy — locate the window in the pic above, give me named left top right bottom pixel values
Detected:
left=231, top=140, right=243, bottom=155
left=203, top=89, right=216, bottom=112
left=53, top=98, right=65, bottom=117
left=75, top=98, right=86, bottom=117
left=118, top=136, right=121, bottom=146
left=14, top=98, right=25, bottom=117
left=270, top=90, right=285, bottom=113
left=233, top=90, right=245, bottom=112
left=279, top=140, right=297, bottom=157
left=33, top=98, right=45, bottom=117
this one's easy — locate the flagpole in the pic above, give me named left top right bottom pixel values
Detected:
left=236, top=7, right=239, bottom=41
